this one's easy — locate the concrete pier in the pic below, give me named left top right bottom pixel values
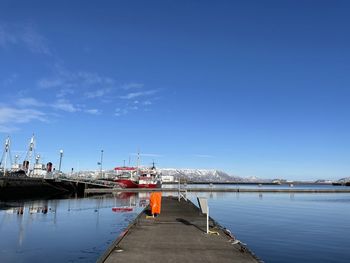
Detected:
left=98, top=196, right=260, bottom=263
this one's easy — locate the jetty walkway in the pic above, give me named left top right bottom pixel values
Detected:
left=98, top=196, right=260, bottom=263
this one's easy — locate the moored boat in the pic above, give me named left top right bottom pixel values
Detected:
left=114, top=166, right=139, bottom=188
left=113, top=163, right=161, bottom=188
left=138, top=166, right=160, bottom=188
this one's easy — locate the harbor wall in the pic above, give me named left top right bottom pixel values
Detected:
left=0, top=177, right=77, bottom=200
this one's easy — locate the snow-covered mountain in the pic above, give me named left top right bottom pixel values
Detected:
left=65, top=168, right=343, bottom=183
left=71, top=168, right=279, bottom=183
left=159, top=168, right=242, bottom=182
left=337, top=177, right=350, bottom=183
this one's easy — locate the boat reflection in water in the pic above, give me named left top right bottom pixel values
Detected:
left=111, top=192, right=151, bottom=212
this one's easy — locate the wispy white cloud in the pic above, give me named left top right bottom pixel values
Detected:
left=16, top=97, right=46, bottom=107
left=0, top=24, right=160, bottom=131
left=78, top=72, right=114, bottom=86
left=52, top=99, right=79, bottom=113
left=85, top=109, right=101, bottom=115
left=0, top=125, right=18, bottom=133
left=56, top=88, right=75, bottom=98
left=120, top=89, right=158, bottom=99
left=84, top=88, right=111, bottom=99
left=0, top=23, right=51, bottom=55
left=121, top=83, right=144, bottom=90
left=37, top=78, right=64, bottom=89
left=37, top=70, right=117, bottom=102
left=0, top=106, right=47, bottom=133
left=16, top=93, right=102, bottom=116
left=114, top=108, right=128, bottom=117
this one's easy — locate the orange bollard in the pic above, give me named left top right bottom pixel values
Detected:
left=150, top=192, right=162, bottom=216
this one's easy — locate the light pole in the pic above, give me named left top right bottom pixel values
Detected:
left=100, top=150, right=104, bottom=178
left=58, top=149, right=63, bottom=174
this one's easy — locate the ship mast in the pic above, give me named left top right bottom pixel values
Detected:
left=0, top=136, right=12, bottom=176
left=137, top=149, right=140, bottom=169
left=24, top=134, right=35, bottom=176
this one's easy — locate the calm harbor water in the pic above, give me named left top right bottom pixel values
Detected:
left=1, top=186, right=349, bottom=263
left=193, top=192, right=350, bottom=263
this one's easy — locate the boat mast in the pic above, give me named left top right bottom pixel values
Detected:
left=24, top=134, right=35, bottom=176
left=4, top=137, right=9, bottom=176
left=137, top=149, right=140, bottom=169
left=0, top=136, right=12, bottom=176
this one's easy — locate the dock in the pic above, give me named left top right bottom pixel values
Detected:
left=98, top=196, right=260, bottom=263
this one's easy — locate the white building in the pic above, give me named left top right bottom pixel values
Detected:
left=161, top=175, right=174, bottom=182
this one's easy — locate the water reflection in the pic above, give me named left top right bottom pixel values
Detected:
left=1, top=192, right=350, bottom=263
left=290, top=193, right=295, bottom=200
left=0, top=193, right=147, bottom=263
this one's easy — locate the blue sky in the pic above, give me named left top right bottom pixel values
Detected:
left=0, top=0, right=349, bottom=180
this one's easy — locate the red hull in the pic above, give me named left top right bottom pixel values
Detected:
left=115, top=179, right=160, bottom=188
left=115, top=179, right=138, bottom=188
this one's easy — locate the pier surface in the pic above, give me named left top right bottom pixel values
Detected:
left=99, top=196, right=260, bottom=263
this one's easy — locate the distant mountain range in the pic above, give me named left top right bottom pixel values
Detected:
left=160, top=168, right=287, bottom=183
left=72, top=168, right=346, bottom=183
left=159, top=169, right=349, bottom=183
left=74, top=168, right=276, bottom=183
left=160, top=168, right=237, bottom=182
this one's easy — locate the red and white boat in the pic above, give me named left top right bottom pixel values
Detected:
left=114, top=166, right=139, bottom=188
left=114, top=164, right=161, bottom=188
left=138, top=167, right=161, bottom=188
